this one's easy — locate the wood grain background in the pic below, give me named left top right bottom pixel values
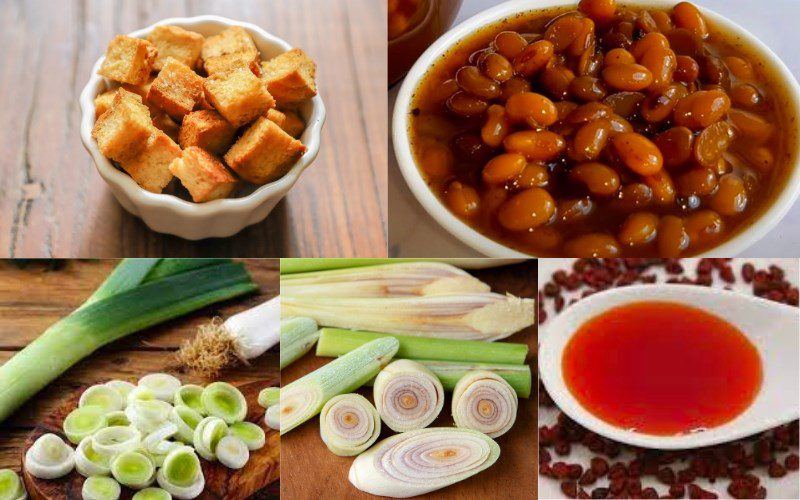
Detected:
left=0, top=259, right=280, bottom=498
left=0, top=0, right=387, bottom=258
left=280, top=261, right=538, bottom=500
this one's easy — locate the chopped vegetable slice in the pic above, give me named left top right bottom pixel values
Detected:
left=173, top=385, right=205, bottom=414
left=228, top=422, right=265, bottom=450
left=24, top=433, right=75, bottom=479
left=201, top=383, right=246, bottom=424
left=111, top=451, right=155, bottom=489
left=0, top=469, right=26, bottom=500
left=63, top=405, right=107, bottom=444
left=216, top=436, right=249, bottom=469
left=319, top=394, right=380, bottom=456
left=258, top=388, right=279, bottom=409
left=79, top=385, right=124, bottom=412
left=82, top=476, right=121, bottom=500
left=139, top=374, right=182, bottom=403
left=75, top=436, right=111, bottom=477
left=132, top=487, right=172, bottom=500
left=451, top=371, right=518, bottom=438
left=373, top=360, right=444, bottom=432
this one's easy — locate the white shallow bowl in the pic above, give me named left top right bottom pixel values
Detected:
left=392, top=0, right=800, bottom=257
left=80, top=15, right=326, bottom=240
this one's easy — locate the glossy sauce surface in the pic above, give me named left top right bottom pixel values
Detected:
left=562, top=301, right=762, bottom=435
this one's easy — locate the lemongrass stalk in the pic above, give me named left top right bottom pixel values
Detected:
left=282, top=293, right=535, bottom=341
left=280, top=317, right=319, bottom=369
left=0, top=262, right=257, bottom=423
left=316, top=328, right=528, bottom=365
left=348, top=427, right=500, bottom=498
left=319, top=394, right=380, bottom=456
left=280, top=259, right=403, bottom=274
left=364, top=360, right=532, bottom=398
left=258, top=387, right=280, bottom=409
left=452, top=371, right=518, bottom=438
left=0, top=469, right=26, bottom=500
left=280, top=337, right=399, bottom=435
left=373, top=360, right=444, bottom=432
left=280, top=262, right=490, bottom=297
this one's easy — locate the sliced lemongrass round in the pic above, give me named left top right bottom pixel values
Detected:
left=92, top=426, right=142, bottom=456
left=0, top=469, right=26, bottom=500
left=173, top=385, right=205, bottom=415
left=133, top=487, right=172, bottom=500
left=373, top=359, right=444, bottom=432
left=63, top=405, right=107, bottom=444
left=111, top=451, right=155, bottom=489
left=200, top=383, right=246, bottom=424
left=157, top=447, right=204, bottom=499
left=193, top=417, right=228, bottom=461
left=142, top=422, right=178, bottom=453
left=258, top=388, right=279, bottom=409
left=126, top=400, right=172, bottom=434
left=215, top=436, right=248, bottom=469
left=170, top=406, right=203, bottom=444
left=79, top=385, right=125, bottom=412
left=127, top=386, right=157, bottom=406
left=24, top=433, right=75, bottom=479
left=227, top=422, right=265, bottom=450
left=348, top=427, right=500, bottom=497
left=106, top=380, right=137, bottom=400
left=319, top=394, right=380, bottom=457
left=265, top=405, right=279, bottom=431
left=107, top=411, right=130, bottom=427
left=82, top=476, right=121, bottom=500
left=452, top=370, right=518, bottom=438
left=139, top=374, right=182, bottom=403
left=75, top=436, right=111, bottom=477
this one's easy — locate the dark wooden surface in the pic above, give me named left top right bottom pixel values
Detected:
left=0, top=259, right=280, bottom=498
left=280, top=261, right=538, bottom=500
left=0, top=0, right=387, bottom=258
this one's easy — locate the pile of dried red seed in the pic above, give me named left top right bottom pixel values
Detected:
left=538, top=258, right=800, bottom=499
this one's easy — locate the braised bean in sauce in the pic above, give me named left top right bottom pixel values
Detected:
left=408, top=0, right=796, bottom=257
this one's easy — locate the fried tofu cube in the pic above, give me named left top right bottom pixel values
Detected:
left=169, top=146, right=238, bottom=202
left=152, top=113, right=181, bottom=143
left=122, top=76, right=155, bottom=99
left=119, top=131, right=181, bottom=193
left=224, top=116, right=306, bottom=184
left=91, top=89, right=154, bottom=162
left=94, top=91, right=116, bottom=119
left=98, top=35, right=157, bottom=85
left=260, top=49, right=317, bottom=105
left=146, top=58, right=205, bottom=120
left=179, top=110, right=236, bottom=156
left=265, top=108, right=286, bottom=128
left=281, top=110, right=306, bottom=138
left=203, top=67, right=275, bottom=127
left=204, top=51, right=261, bottom=76
left=147, top=25, right=204, bottom=70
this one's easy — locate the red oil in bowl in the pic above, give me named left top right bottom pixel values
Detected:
left=562, top=301, right=763, bottom=436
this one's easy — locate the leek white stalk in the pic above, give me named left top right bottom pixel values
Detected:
left=373, top=360, right=444, bottom=432
left=142, top=423, right=179, bottom=454
left=139, top=374, right=182, bottom=403
left=0, top=469, right=26, bottom=500
left=228, top=422, right=266, bottom=450
left=133, top=488, right=172, bottom=500
left=265, top=405, right=280, bottom=431
left=173, top=385, right=205, bottom=414
left=258, top=388, right=279, bottom=409
left=192, top=417, right=228, bottom=461
left=75, top=437, right=111, bottom=477
left=201, top=383, right=246, bottom=424
left=170, top=406, right=203, bottom=444
left=126, top=400, right=172, bottom=434
left=92, top=426, right=142, bottom=456
left=451, top=371, right=518, bottom=438
left=106, top=411, right=130, bottom=426
left=127, top=386, right=157, bottom=406
left=105, top=380, right=136, bottom=400
left=319, top=394, right=380, bottom=456
left=111, top=451, right=155, bottom=489
left=280, top=337, right=399, bottom=435
left=215, top=436, right=249, bottom=469
left=348, top=427, right=500, bottom=498
left=63, top=405, right=107, bottom=444
left=82, top=476, right=121, bottom=500
left=281, top=293, right=535, bottom=341
left=280, top=262, right=491, bottom=297
left=156, top=447, right=204, bottom=499
left=24, top=433, right=75, bottom=479
left=279, top=317, right=319, bottom=369
left=177, top=296, right=280, bottom=378
left=79, top=385, right=125, bottom=412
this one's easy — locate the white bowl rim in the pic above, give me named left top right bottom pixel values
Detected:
left=79, top=14, right=327, bottom=218
left=392, top=0, right=800, bottom=257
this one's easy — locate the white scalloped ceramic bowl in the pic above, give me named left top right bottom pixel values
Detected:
left=80, top=16, right=326, bottom=240
left=393, top=0, right=800, bottom=257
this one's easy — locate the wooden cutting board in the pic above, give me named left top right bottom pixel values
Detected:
left=22, top=380, right=279, bottom=500
left=280, top=261, right=537, bottom=500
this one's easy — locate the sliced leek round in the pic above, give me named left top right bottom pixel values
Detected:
left=79, top=385, right=124, bottom=412
left=0, top=468, right=26, bottom=500
left=139, top=374, right=182, bottom=403
left=126, top=399, right=172, bottom=433
left=215, top=436, right=249, bottom=469
left=319, top=393, right=380, bottom=456
left=257, top=388, right=279, bottom=409
left=373, top=359, right=444, bottom=432
left=156, top=447, right=204, bottom=499
left=63, top=405, right=107, bottom=444
left=106, top=411, right=130, bottom=427
left=173, top=385, right=205, bottom=415
left=192, top=417, right=228, bottom=461
left=127, top=386, right=157, bottom=406
left=82, top=476, right=121, bottom=500
left=133, top=487, right=172, bottom=500
left=200, top=383, right=246, bottom=424
left=24, top=433, right=75, bottom=479
left=265, top=405, right=280, bottom=431
left=170, top=406, right=203, bottom=444
left=75, top=436, right=111, bottom=477
left=142, top=422, right=178, bottom=454
left=92, top=426, right=142, bottom=457
left=227, top=422, right=265, bottom=450
left=451, top=371, right=517, bottom=438
left=111, top=451, right=155, bottom=489
left=105, top=380, right=137, bottom=401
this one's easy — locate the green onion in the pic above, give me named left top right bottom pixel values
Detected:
left=174, top=385, right=205, bottom=414
left=258, top=387, right=280, bottom=409
left=201, top=383, right=246, bottom=424
left=63, top=405, right=107, bottom=444
left=0, top=261, right=257, bottom=423
left=0, top=469, right=26, bottom=500
left=280, top=317, right=319, bottom=369
left=82, top=476, right=121, bottom=500
left=132, top=487, right=172, bottom=500
left=111, top=451, right=155, bottom=489
left=228, top=422, right=266, bottom=450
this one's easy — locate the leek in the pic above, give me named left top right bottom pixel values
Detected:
left=316, top=328, right=529, bottom=365
left=0, top=261, right=257, bottom=423
left=258, top=387, right=280, bottom=409
left=279, top=317, right=319, bottom=369
left=201, top=383, right=246, bottom=424
left=228, top=422, right=265, bottom=450
left=82, top=477, right=121, bottom=500
left=132, top=488, right=171, bottom=500
left=0, top=469, right=26, bottom=500
left=281, top=293, right=535, bottom=341
left=215, top=436, right=249, bottom=469
left=24, top=433, right=75, bottom=479
left=111, top=451, right=155, bottom=489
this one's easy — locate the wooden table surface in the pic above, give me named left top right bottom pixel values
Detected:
left=281, top=261, right=538, bottom=500
left=0, top=0, right=387, bottom=258
left=0, top=259, right=280, bottom=498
